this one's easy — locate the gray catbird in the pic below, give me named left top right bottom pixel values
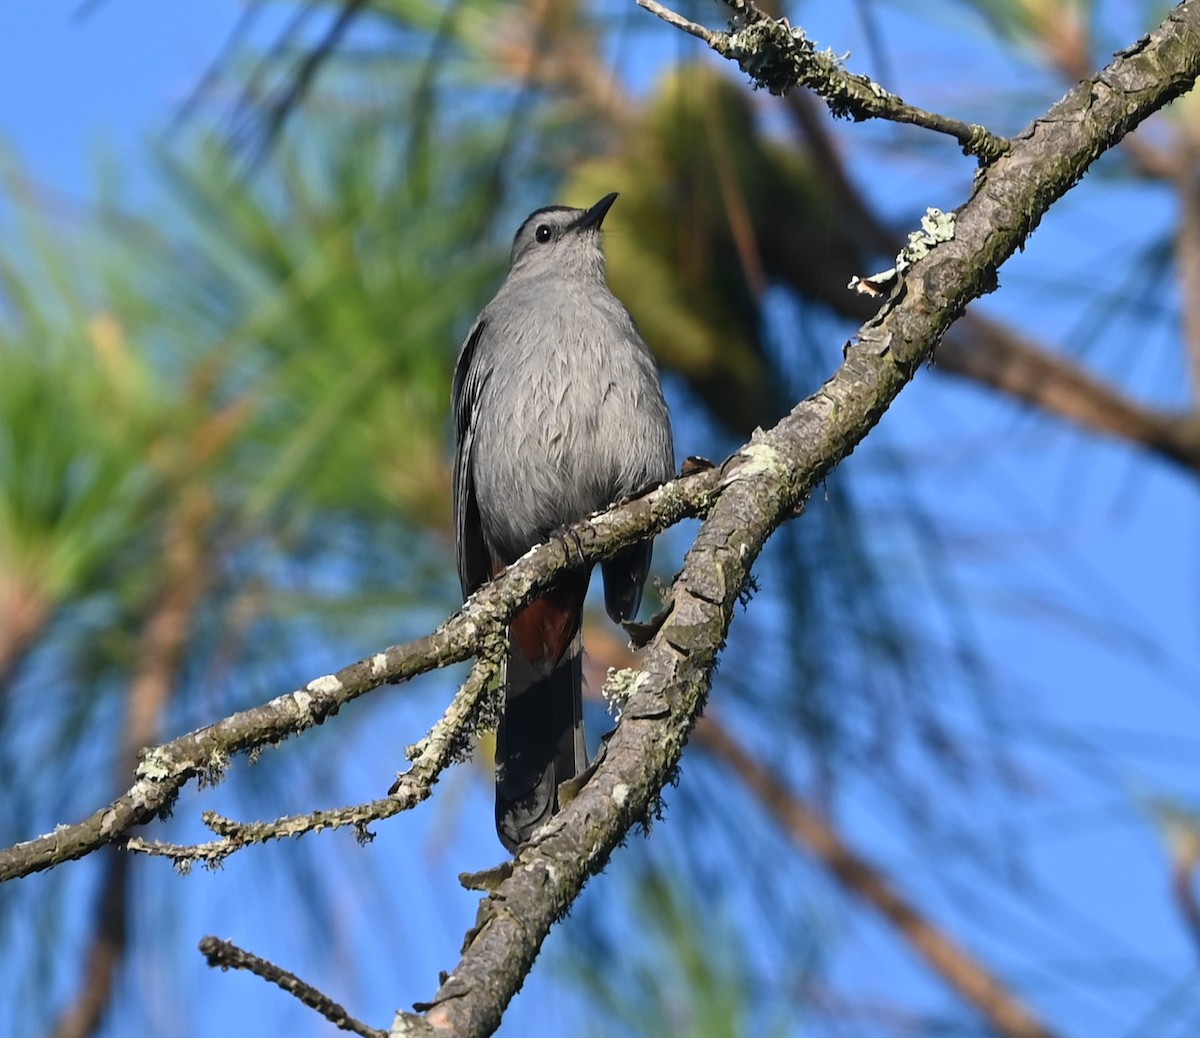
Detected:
left=452, top=192, right=674, bottom=852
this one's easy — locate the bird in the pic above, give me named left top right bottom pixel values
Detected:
left=452, top=192, right=675, bottom=853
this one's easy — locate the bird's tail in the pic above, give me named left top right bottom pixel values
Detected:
left=495, top=578, right=588, bottom=853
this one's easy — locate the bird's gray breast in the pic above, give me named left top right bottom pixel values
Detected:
left=468, top=280, right=671, bottom=564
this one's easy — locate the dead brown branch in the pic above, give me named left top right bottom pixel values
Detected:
left=199, top=936, right=386, bottom=1038
left=636, top=0, right=1008, bottom=161
left=696, top=715, right=1060, bottom=1038
left=50, top=488, right=214, bottom=1038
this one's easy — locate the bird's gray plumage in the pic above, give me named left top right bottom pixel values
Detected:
left=452, top=193, right=674, bottom=852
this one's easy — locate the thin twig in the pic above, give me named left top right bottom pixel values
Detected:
left=636, top=0, right=1008, bottom=162
left=198, top=936, right=386, bottom=1038
left=123, top=657, right=500, bottom=868
left=635, top=0, right=722, bottom=44
left=0, top=464, right=721, bottom=884
left=124, top=800, right=394, bottom=870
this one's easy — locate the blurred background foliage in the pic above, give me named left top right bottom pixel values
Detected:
left=2, top=0, right=1200, bottom=1036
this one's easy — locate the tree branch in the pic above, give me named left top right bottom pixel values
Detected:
left=5, top=9, right=1199, bottom=1038
left=1174, top=147, right=1200, bottom=399
left=695, top=715, right=1059, bottom=1038
left=635, top=0, right=1008, bottom=161
left=0, top=467, right=721, bottom=884
left=50, top=487, right=213, bottom=1038
left=124, top=656, right=500, bottom=869
left=939, top=315, right=1200, bottom=469
left=199, top=936, right=386, bottom=1038
left=386, top=6, right=1200, bottom=1033
left=778, top=75, right=1200, bottom=474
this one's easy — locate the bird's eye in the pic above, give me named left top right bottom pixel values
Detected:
left=535, top=225, right=552, bottom=243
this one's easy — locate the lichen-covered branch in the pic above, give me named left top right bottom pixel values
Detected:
left=0, top=467, right=722, bottom=884
left=199, top=936, right=386, bottom=1038
left=634, top=0, right=1008, bottom=161
left=780, top=87, right=1200, bottom=475
left=393, top=6, right=1200, bottom=1035
left=124, top=657, right=501, bottom=869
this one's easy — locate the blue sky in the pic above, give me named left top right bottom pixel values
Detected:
left=0, top=2, right=246, bottom=197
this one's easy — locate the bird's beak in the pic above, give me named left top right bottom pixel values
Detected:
left=575, top=192, right=619, bottom=230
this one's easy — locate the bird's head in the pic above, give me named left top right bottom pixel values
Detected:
left=507, top=192, right=618, bottom=281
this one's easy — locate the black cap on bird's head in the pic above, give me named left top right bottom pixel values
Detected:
left=508, top=193, right=620, bottom=275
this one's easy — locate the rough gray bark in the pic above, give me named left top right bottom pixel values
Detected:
left=0, top=466, right=719, bottom=882
left=2, top=4, right=1198, bottom=1038
left=392, top=5, right=1200, bottom=1036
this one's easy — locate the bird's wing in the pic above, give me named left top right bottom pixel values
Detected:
left=452, top=319, right=491, bottom=598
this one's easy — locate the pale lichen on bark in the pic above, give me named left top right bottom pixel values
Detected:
left=397, top=6, right=1200, bottom=1035
left=4, top=6, right=1200, bottom=1037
